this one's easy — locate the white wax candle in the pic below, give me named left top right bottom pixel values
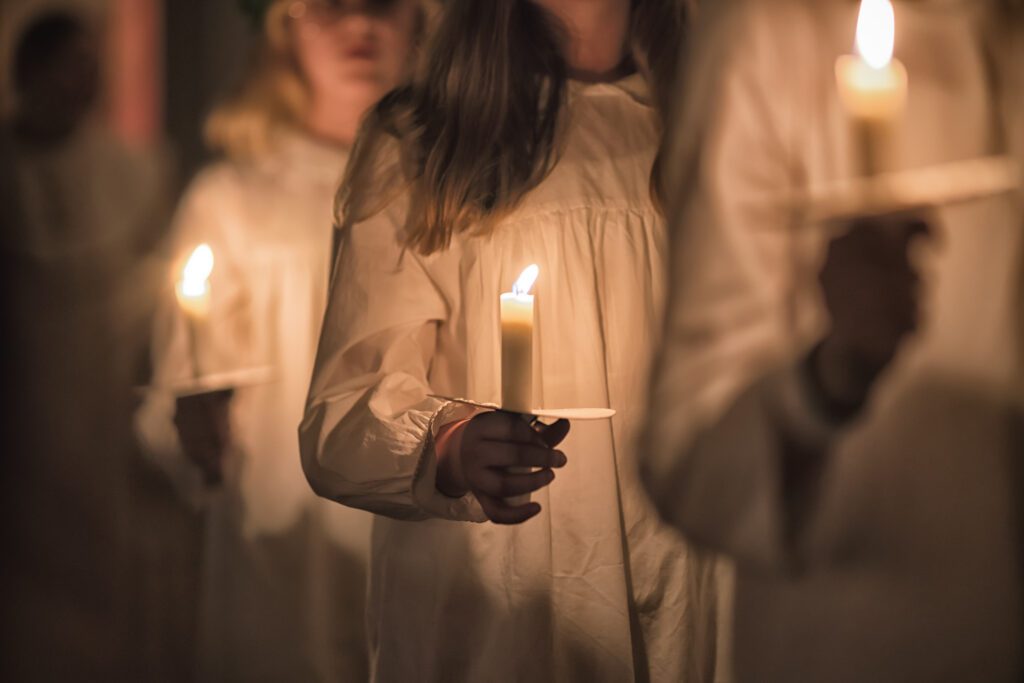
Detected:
left=175, top=243, right=214, bottom=377
left=500, top=265, right=539, bottom=413
left=835, top=0, right=907, bottom=176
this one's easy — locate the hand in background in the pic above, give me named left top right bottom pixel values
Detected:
left=809, top=214, right=932, bottom=418
left=174, top=389, right=233, bottom=486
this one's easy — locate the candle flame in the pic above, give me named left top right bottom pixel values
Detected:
left=511, top=264, right=539, bottom=297
left=855, top=0, right=895, bottom=69
left=180, top=243, right=214, bottom=298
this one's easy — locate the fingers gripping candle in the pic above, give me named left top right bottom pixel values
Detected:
left=835, top=0, right=907, bottom=176
left=175, top=243, right=214, bottom=377
left=500, top=265, right=539, bottom=413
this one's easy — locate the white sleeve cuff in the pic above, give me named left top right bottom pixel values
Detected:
left=410, top=401, right=489, bottom=523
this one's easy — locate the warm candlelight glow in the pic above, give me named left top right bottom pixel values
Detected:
left=855, top=0, right=895, bottom=69
left=512, top=264, right=539, bottom=297
left=836, top=0, right=907, bottom=175
left=176, top=243, right=214, bottom=317
left=501, top=265, right=539, bottom=413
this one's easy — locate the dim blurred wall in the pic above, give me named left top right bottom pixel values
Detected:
left=164, top=0, right=253, bottom=192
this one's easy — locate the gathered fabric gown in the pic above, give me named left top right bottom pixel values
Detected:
left=301, top=75, right=726, bottom=683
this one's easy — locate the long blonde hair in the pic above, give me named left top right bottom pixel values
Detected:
left=340, top=0, right=693, bottom=255
left=204, top=2, right=309, bottom=161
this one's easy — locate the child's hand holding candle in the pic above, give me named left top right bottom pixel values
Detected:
left=432, top=263, right=572, bottom=524
left=435, top=412, right=570, bottom=524
left=174, top=389, right=233, bottom=486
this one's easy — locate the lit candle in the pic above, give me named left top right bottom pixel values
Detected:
left=176, top=243, right=214, bottom=317
left=835, top=0, right=907, bottom=176
left=175, top=243, right=214, bottom=377
left=500, top=264, right=539, bottom=413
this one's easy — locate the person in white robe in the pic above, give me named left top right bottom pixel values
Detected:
left=642, top=0, right=1024, bottom=680
left=300, top=1, right=727, bottom=681
left=1, top=10, right=170, bottom=678
left=135, top=1, right=421, bottom=680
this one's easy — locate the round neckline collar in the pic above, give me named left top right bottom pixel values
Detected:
left=569, top=71, right=651, bottom=106
left=264, top=128, right=350, bottom=180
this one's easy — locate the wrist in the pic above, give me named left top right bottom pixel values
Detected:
left=434, top=418, right=472, bottom=498
left=804, top=340, right=876, bottom=423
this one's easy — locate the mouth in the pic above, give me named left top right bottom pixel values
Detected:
left=345, top=43, right=378, bottom=61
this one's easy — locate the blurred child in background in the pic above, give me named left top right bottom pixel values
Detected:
left=136, top=1, right=422, bottom=679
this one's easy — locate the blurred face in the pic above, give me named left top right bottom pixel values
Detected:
left=19, top=32, right=100, bottom=135
left=287, top=0, right=418, bottom=104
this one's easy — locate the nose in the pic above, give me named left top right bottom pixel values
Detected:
left=341, top=10, right=374, bottom=39
left=309, top=2, right=375, bottom=38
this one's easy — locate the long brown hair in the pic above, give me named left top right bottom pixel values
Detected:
left=339, top=0, right=692, bottom=255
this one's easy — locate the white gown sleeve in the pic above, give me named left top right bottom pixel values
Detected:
left=299, top=192, right=487, bottom=523
left=641, top=0, right=835, bottom=572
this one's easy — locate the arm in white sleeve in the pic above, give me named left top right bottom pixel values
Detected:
left=299, top=196, right=486, bottom=523
left=641, top=0, right=846, bottom=573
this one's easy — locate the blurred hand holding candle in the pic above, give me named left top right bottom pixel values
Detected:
left=835, top=0, right=907, bottom=176
left=500, top=264, right=539, bottom=414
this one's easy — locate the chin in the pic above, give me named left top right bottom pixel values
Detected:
left=338, top=61, right=383, bottom=82
left=338, top=72, right=386, bottom=95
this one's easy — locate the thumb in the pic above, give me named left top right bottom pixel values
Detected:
left=538, top=419, right=571, bottom=447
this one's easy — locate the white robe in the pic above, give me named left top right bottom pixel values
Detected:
left=643, top=1, right=1024, bottom=681
left=136, top=131, right=372, bottom=682
left=301, top=75, right=725, bottom=683
left=1, top=120, right=170, bottom=679
left=1, top=120, right=164, bottom=273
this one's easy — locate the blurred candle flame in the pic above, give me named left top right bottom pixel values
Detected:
left=180, top=243, right=214, bottom=298
left=176, top=243, right=214, bottom=317
left=855, top=0, right=896, bottom=69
